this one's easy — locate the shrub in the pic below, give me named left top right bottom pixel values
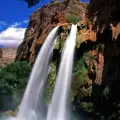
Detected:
left=0, top=61, right=32, bottom=109
left=103, top=86, right=110, bottom=99
left=0, top=61, right=31, bottom=93
left=80, top=102, right=93, bottom=113
left=44, top=62, right=56, bottom=103
left=72, top=56, right=89, bottom=89
left=67, top=15, right=79, bottom=24
left=44, top=53, right=93, bottom=112
left=71, top=54, right=93, bottom=112
left=2, top=61, right=31, bottom=78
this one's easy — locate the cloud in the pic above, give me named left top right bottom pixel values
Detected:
left=0, top=20, right=29, bottom=47
left=0, top=21, right=7, bottom=26
left=23, top=20, right=29, bottom=24
left=10, top=22, right=22, bottom=28
left=0, top=21, right=8, bottom=30
left=10, top=20, right=29, bottom=28
left=0, top=27, right=26, bottom=47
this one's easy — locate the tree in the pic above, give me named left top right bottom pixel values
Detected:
left=0, top=61, right=31, bottom=94
left=17, top=0, right=41, bottom=7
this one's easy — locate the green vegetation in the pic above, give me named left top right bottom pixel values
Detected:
left=67, top=15, right=79, bottom=24
left=18, top=0, right=40, bottom=7
left=97, top=44, right=104, bottom=53
left=76, top=31, right=83, bottom=48
left=80, top=102, right=93, bottom=113
left=72, top=54, right=93, bottom=112
left=73, top=56, right=89, bottom=88
left=0, top=61, right=31, bottom=94
left=0, top=61, right=32, bottom=107
left=103, top=86, right=110, bottom=99
left=44, top=62, right=56, bottom=103
left=44, top=54, right=93, bottom=113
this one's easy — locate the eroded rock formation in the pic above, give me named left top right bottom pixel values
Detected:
left=87, top=0, right=120, bottom=119
left=16, top=0, right=86, bottom=63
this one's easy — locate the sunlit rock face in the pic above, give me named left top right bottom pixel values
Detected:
left=16, top=0, right=86, bottom=63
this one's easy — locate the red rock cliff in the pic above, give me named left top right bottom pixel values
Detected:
left=87, top=0, right=120, bottom=119
left=16, top=0, right=86, bottom=63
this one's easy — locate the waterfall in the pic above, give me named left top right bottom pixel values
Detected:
left=17, top=26, right=59, bottom=120
left=46, top=24, right=77, bottom=120
left=5, top=24, right=78, bottom=120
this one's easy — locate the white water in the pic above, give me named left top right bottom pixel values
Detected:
left=46, top=24, right=77, bottom=120
left=17, top=26, right=59, bottom=120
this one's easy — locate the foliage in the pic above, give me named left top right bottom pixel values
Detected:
left=54, top=40, right=60, bottom=49
left=80, top=102, right=93, bottom=113
left=67, top=15, right=79, bottom=24
left=44, top=62, right=56, bottom=103
left=17, top=0, right=40, bottom=7
left=103, top=86, right=110, bottom=99
left=97, top=44, right=104, bottom=53
left=45, top=52, right=94, bottom=112
left=76, top=32, right=83, bottom=48
left=0, top=61, right=31, bottom=106
left=72, top=56, right=89, bottom=88
left=71, top=54, right=93, bottom=112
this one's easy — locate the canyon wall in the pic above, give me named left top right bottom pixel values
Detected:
left=16, top=0, right=86, bottom=63
left=87, top=0, right=120, bottom=119
left=15, top=0, right=120, bottom=119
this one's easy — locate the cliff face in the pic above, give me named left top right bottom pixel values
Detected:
left=16, top=0, right=86, bottom=63
left=87, top=0, right=120, bottom=119
left=0, top=47, right=17, bottom=67
left=88, top=0, right=120, bottom=23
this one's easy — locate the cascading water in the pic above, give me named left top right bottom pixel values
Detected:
left=46, top=24, right=77, bottom=120
left=16, top=26, right=59, bottom=120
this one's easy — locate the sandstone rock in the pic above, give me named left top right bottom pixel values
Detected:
left=16, top=0, right=86, bottom=63
left=90, top=0, right=120, bottom=22
left=0, top=110, right=16, bottom=117
left=82, top=30, right=96, bottom=41
left=88, top=1, right=120, bottom=119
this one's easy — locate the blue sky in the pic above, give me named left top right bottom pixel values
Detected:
left=0, top=0, right=88, bottom=47
left=0, top=0, right=52, bottom=31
